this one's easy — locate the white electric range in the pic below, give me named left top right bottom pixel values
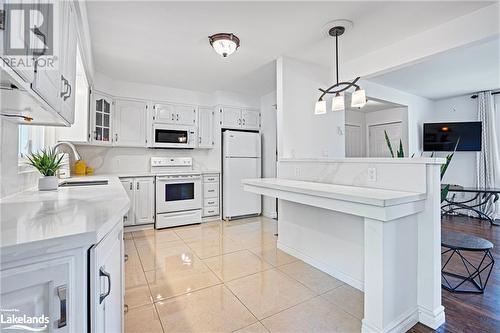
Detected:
left=151, top=157, right=202, bottom=229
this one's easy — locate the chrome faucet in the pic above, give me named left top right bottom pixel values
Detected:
left=53, top=141, right=81, bottom=161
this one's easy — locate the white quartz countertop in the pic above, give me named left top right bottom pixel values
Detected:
left=243, top=178, right=426, bottom=207
left=114, top=170, right=220, bottom=178
left=0, top=175, right=130, bottom=252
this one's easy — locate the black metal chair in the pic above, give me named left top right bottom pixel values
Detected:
left=441, top=231, right=495, bottom=294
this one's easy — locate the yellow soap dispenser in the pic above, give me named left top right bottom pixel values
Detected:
left=74, top=160, right=87, bottom=176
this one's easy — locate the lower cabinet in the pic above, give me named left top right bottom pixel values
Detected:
left=89, top=221, right=123, bottom=333
left=202, top=173, right=220, bottom=218
left=120, top=177, right=155, bottom=226
left=1, top=256, right=78, bottom=332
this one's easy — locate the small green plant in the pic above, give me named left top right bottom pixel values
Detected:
left=384, top=130, right=458, bottom=202
left=384, top=130, right=405, bottom=157
left=26, top=148, right=64, bottom=176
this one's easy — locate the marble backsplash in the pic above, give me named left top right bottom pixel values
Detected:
left=277, top=158, right=444, bottom=193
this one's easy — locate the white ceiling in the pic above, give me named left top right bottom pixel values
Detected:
left=347, top=98, right=404, bottom=113
left=367, top=38, right=500, bottom=100
left=86, top=1, right=493, bottom=96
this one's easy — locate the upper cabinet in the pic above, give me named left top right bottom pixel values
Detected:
left=90, top=91, right=113, bottom=145
left=220, top=107, right=260, bottom=130
left=27, top=1, right=77, bottom=125
left=114, top=99, right=147, bottom=147
left=153, top=103, right=197, bottom=126
left=198, top=107, right=215, bottom=148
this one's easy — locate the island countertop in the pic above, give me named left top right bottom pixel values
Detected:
left=243, top=178, right=426, bottom=207
left=0, top=175, right=130, bottom=255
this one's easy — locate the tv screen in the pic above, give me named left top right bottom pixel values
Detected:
left=423, top=121, right=482, bottom=152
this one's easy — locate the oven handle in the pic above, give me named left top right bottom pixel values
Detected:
left=156, top=175, right=201, bottom=181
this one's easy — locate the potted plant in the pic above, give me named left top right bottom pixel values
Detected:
left=26, top=148, right=64, bottom=191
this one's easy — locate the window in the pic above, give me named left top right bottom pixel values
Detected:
left=18, top=125, right=45, bottom=158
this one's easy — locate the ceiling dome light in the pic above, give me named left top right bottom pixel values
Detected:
left=208, top=33, right=240, bottom=57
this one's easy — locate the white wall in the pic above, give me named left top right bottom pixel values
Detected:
left=429, top=94, right=478, bottom=186
left=277, top=56, right=345, bottom=160
left=345, top=110, right=366, bottom=156
left=260, top=91, right=277, bottom=218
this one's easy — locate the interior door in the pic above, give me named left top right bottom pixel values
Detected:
left=1, top=257, right=74, bottom=332
left=114, top=99, right=147, bottom=147
left=241, top=109, right=260, bottom=129
left=120, top=178, right=135, bottom=226
left=345, top=124, right=363, bottom=157
left=221, top=107, right=242, bottom=128
left=134, top=178, right=154, bottom=225
left=368, top=121, right=403, bottom=157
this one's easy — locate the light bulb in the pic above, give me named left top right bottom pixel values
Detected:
left=351, top=88, right=367, bottom=108
left=332, top=93, right=344, bottom=111
left=315, top=99, right=327, bottom=114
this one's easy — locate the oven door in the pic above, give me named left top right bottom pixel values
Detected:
left=156, top=175, right=201, bottom=213
left=153, top=125, right=195, bottom=148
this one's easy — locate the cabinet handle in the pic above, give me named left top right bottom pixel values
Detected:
left=60, top=75, right=69, bottom=98
left=199, top=137, right=202, bottom=144
left=242, top=118, right=245, bottom=125
left=129, top=183, right=132, bottom=190
left=56, top=285, right=67, bottom=328
left=137, top=182, right=139, bottom=190
left=208, top=189, right=215, bottom=193
left=99, top=267, right=111, bottom=304
left=32, top=27, right=46, bottom=57
left=176, top=113, right=179, bottom=121
left=238, top=119, right=241, bottom=125
left=115, top=133, right=118, bottom=142
left=171, top=114, right=174, bottom=121
left=64, top=82, right=72, bottom=101
left=124, top=254, right=129, bottom=262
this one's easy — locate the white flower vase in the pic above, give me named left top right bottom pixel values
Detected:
left=38, top=176, right=58, bottom=191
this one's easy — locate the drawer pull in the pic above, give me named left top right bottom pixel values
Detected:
left=99, top=267, right=111, bottom=304
left=208, top=189, right=215, bottom=193
left=208, top=201, right=215, bottom=205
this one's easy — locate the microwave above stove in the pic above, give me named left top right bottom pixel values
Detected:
left=152, top=124, right=196, bottom=149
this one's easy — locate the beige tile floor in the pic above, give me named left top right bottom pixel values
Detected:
left=124, top=217, right=363, bottom=333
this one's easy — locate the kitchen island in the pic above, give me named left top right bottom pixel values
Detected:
left=243, top=158, right=445, bottom=333
left=0, top=175, right=129, bottom=332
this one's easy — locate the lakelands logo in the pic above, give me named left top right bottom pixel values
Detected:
left=1, top=2, right=58, bottom=70
left=0, top=309, right=49, bottom=332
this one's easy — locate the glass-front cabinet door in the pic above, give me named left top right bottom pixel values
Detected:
left=90, top=91, right=113, bottom=145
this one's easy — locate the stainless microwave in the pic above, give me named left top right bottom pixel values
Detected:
left=152, top=124, right=196, bottom=148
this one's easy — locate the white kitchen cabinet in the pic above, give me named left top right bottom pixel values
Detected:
left=202, top=173, right=220, bottom=218
left=198, top=107, right=215, bottom=148
left=90, top=221, right=123, bottom=333
left=1, top=256, right=77, bottom=332
left=120, top=177, right=154, bottom=226
left=153, top=103, right=197, bottom=126
left=220, top=107, right=260, bottom=130
left=121, top=179, right=135, bottom=226
left=114, top=99, right=147, bottom=147
left=220, top=106, right=242, bottom=129
left=134, top=178, right=155, bottom=225
left=58, top=1, right=78, bottom=124
left=241, top=109, right=260, bottom=130
left=90, top=91, right=113, bottom=145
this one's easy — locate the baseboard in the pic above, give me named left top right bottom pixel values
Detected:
left=277, top=241, right=364, bottom=291
left=418, top=305, right=445, bottom=330
left=124, top=223, right=154, bottom=233
left=362, top=308, right=418, bottom=333
left=263, top=211, right=277, bottom=219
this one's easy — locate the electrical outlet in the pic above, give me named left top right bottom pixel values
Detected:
left=367, top=167, right=377, bottom=182
left=294, top=167, right=301, bottom=177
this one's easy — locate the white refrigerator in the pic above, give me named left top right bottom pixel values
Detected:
left=223, top=130, right=262, bottom=219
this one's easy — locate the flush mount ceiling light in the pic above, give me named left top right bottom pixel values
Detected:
left=315, top=21, right=366, bottom=114
left=208, top=33, right=240, bottom=58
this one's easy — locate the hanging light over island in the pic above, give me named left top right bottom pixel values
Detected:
left=315, top=21, right=367, bottom=114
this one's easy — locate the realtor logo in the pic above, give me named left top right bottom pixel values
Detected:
left=2, top=3, right=53, bottom=56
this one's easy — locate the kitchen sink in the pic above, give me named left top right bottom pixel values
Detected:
left=59, top=180, right=108, bottom=187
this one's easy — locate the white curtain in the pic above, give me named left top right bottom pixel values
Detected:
left=476, top=91, right=500, bottom=219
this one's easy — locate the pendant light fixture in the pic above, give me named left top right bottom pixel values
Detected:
left=315, top=22, right=366, bottom=113
left=208, top=33, right=240, bottom=58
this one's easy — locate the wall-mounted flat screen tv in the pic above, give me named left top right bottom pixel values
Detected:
left=423, top=121, right=482, bottom=152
